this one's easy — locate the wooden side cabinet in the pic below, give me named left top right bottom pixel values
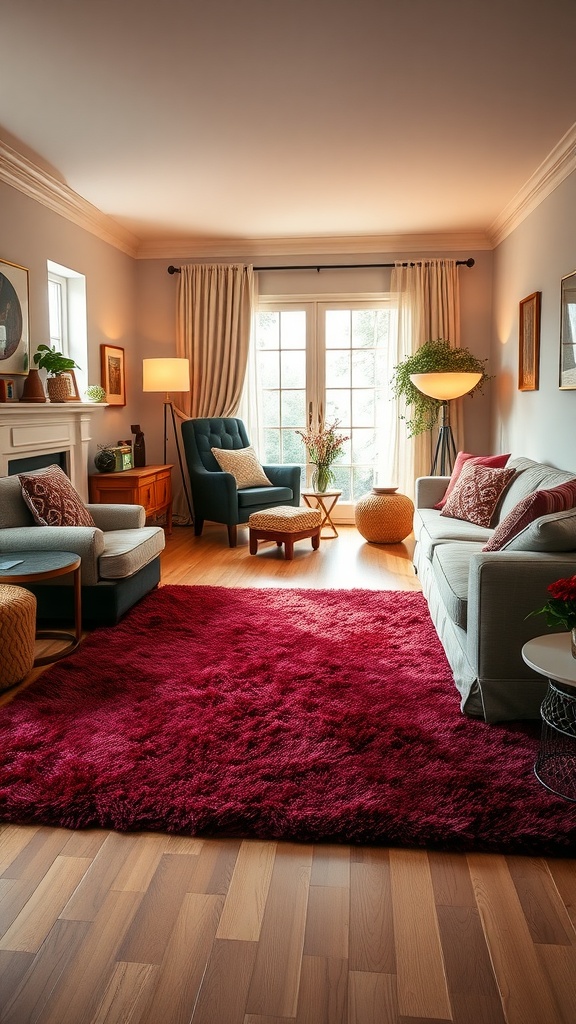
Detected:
left=89, top=464, right=173, bottom=533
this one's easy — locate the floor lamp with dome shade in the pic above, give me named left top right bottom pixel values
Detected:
left=142, top=357, right=194, bottom=521
left=409, top=372, right=482, bottom=475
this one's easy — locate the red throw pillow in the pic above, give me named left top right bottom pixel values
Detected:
left=483, top=479, right=576, bottom=551
left=434, top=452, right=511, bottom=509
left=19, top=465, right=96, bottom=527
left=440, top=462, right=516, bottom=528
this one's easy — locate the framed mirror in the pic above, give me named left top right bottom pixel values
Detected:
left=560, top=270, right=576, bottom=389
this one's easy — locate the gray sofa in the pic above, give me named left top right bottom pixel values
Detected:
left=414, top=457, right=576, bottom=722
left=0, top=473, right=166, bottom=626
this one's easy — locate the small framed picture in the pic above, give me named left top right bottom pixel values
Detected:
left=518, top=291, right=541, bottom=391
left=61, top=370, right=80, bottom=401
left=100, top=344, right=126, bottom=406
left=0, top=378, right=16, bottom=402
left=0, top=259, right=30, bottom=376
left=560, top=270, right=576, bottom=389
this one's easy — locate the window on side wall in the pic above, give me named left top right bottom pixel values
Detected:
left=47, top=260, right=88, bottom=397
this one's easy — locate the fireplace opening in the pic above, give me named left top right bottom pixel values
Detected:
left=8, top=451, right=69, bottom=476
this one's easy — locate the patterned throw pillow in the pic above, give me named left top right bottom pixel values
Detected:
left=211, top=446, right=273, bottom=488
left=19, top=465, right=96, bottom=527
left=483, top=479, right=576, bottom=551
left=440, top=462, right=516, bottom=528
left=434, top=451, right=511, bottom=509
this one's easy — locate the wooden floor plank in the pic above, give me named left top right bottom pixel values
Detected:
left=390, top=849, right=452, bottom=1021
left=190, top=937, right=258, bottom=1024
left=88, top=961, right=159, bottom=1024
left=246, top=843, right=313, bottom=1019
left=0, top=919, right=91, bottom=1024
left=294, top=954, right=348, bottom=1024
left=436, top=905, right=506, bottom=1024
left=467, top=852, right=560, bottom=1024
left=349, top=848, right=394, bottom=974
left=310, top=844, right=350, bottom=887
left=111, top=831, right=171, bottom=893
left=507, top=854, right=576, bottom=946
left=216, top=840, right=277, bottom=942
left=536, top=943, right=576, bottom=1024
left=0, top=827, right=71, bottom=884
left=0, top=825, right=40, bottom=875
left=0, top=949, right=36, bottom=1016
left=0, top=855, right=92, bottom=953
left=119, top=851, right=201, bottom=965
left=348, top=970, right=397, bottom=1024
left=59, top=832, right=142, bottom=922
left=303, top=885, right=349, bottom=959
left=137, top=892, right=224, bottom=1024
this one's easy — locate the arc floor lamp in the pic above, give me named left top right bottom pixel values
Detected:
left=142, top=358, right=194, bottom=521
left=409, top=371, right=482, bottom=475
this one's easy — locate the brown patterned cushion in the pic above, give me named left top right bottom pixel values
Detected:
left=483, top=479, right=576, bottom=551
left=440, top=463, right=516, bottom=528
left=18, top=465, right=96, bottom=527
left=211, top=446, right=273, bottom=488
left=434, top=451, right=511, bottom=509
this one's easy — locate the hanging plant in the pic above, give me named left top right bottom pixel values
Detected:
left=390, top=339, right=490, bottom=437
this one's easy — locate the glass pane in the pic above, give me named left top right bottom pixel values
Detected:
left=352, top=309, right=379, bottom=349
left=280, top=310, right=306, bottom=348
left=283, top=430, right=306, bottom=463
left=351, top=428, right=376, bottom=464
left=263, top=428, right=281, bottom=463
left=353, top=466, right=374, bottom=500
left=351, top=350, right=375, bottom=388
left=281, top=350, right=306, bottom=388
left=262, top=389, right=280, bottom=427
left=258, top=350, right=279, bottom=388
left=281, top=389, right=306, bottom=426
left=326, top=309, right=351, bottom=348
left=256, top=311, right=279, bottom=350
left=331, top=464, right=350, bottom=500
left=325, top=350, right=350, bottom=389
left=352, top=389, right=375, bottom=428
left=325, top=389, right=350, bottom=426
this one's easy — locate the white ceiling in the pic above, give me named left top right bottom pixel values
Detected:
left=2, top=0, right=576, bottom=253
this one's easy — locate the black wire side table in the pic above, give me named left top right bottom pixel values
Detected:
left=522, top=634, right=576, bottom=801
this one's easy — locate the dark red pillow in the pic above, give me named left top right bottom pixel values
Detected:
left=434, top=452, right=511, bottom=509
left=483, top=479, right=576, bottom=551
left=440, top=463, right=516, bottom=528
left=19, top=465, right=95, bottom=527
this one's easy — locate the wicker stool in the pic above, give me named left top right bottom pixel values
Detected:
left=0, top=585, right=37, bottom=691
left=355, top=488, right=414, bottom=543
left=249, top=506, right=322, bottom=560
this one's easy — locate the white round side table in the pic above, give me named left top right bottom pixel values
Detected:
left=522, top=633, right=576, bottom=800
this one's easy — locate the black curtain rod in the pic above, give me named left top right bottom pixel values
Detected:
left=167, top=258, right=475, bottom=274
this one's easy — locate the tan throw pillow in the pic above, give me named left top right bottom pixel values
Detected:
left=440, top=462, right=516, bottom=528
left=19, top=465, right=96, bottom=527
left=211, top=446, right=273, bottom=488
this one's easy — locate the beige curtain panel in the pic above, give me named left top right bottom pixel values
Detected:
left=176, top=263, right=254, bottom=419
left=388, top=259, right=461, bottom=495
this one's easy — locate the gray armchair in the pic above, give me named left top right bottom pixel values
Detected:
left=181, top=417, right=301, bottom=547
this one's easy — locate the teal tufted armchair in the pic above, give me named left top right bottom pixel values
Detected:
left=181, top=417, right=301, bottom=547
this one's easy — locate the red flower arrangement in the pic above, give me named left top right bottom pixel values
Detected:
left=529, top=574, right=576, bottom=630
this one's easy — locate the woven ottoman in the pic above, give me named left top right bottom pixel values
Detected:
left=0, top=584, right=37, bottom=690
left=355, top=488, right=414, bottom=543
left=249, top=506, right=322, bottom=560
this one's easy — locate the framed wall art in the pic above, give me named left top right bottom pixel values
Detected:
left=100, top=344, right=126, bottom=406
left=0, top=258, right=30, bottom=376
left=62, top=370, right=80, bottom=401
left=560, top=270, right=576, bottom=390
left=518, top=291, right=541, bottom=391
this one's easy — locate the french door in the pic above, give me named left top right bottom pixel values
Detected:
left=255, top=298, right=393, bottom=514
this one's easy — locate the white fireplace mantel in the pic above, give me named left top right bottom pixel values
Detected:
left=0, top=402, right=107, bottom=501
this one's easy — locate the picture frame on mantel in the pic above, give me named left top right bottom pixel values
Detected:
left=518, top=291, right=541, bottom=391
left=560, top=270, right=576, bottom=390
left=100, top=344, right=126, bottom=406
left=0, top=258, right=30, bottom=376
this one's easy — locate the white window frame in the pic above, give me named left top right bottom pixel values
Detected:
left=47, top=261, right=88, bottom=397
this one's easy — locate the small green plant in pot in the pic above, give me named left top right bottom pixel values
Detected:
left=33, top=344, right=81, bottom=403
left=390, top=339, right=489, bottom=437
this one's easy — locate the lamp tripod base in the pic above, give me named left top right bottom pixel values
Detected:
left=430, top=401, right=457, bottom=476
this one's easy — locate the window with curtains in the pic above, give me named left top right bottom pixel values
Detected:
left=255, top=297, right=393, bottom=510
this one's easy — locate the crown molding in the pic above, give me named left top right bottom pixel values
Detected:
left=0, top=139, right=139, bottom=257
left=137, top=230, right=492, bottom=262
left=489, top=122, right=576, bottom=247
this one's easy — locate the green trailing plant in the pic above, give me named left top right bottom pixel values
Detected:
left=33, top=344, right=80, bottom=376
left=390, top=339, right=489, bottom=437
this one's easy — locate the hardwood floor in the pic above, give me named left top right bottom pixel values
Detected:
left=1, top=523, right=575, bottom=1024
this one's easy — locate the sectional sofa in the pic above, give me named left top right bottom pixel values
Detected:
left=414, top=456, right=576, bottom=722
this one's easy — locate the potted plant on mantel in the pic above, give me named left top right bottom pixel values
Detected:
left=32, top=344, right=81, bottom=403
left=390, top=338, right=489, bottom=436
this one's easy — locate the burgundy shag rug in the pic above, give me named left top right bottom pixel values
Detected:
left=1, top=585, right=575, bottom=854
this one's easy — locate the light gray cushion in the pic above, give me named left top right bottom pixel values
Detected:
left=503, top=507, right=576, bottom=552
left=0, top=475, right=35, bottom=528
left=98, top=527, right=165, bottom=579
left=431, top=542, right=485, bottom=629
left=414, top=507, right=492, bottom=561
left=497, top=458, right=576, bottom=521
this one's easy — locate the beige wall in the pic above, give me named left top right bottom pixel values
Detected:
left=492, top=171, right=576, bottom=472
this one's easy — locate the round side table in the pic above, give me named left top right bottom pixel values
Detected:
left=522, top=633, right=576, bottom=801
left=354, top=487, right=414, bottom=544
left=0, top=551, right=82, bottom=665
